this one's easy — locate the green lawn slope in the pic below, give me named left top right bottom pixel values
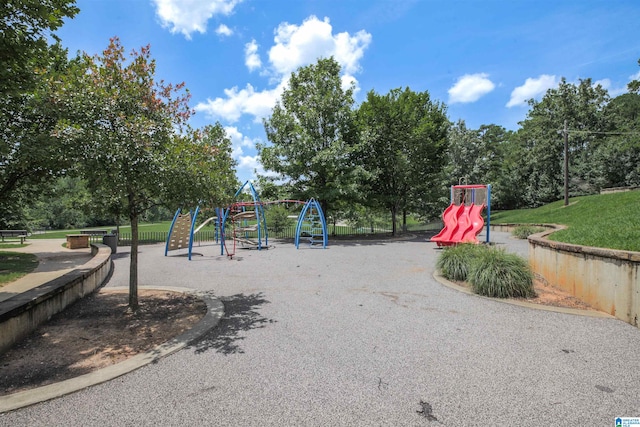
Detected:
left=492, top=190, right=640, bottom=252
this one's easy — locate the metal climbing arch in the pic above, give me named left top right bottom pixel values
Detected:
left=221, top=180, right=268, bottom=258
left=295, top=198, right=328, bottom=249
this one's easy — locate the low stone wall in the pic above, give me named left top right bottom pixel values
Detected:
left=527, top=227, right=640, bottom=327
left=0, top=244, right=113, bottom=354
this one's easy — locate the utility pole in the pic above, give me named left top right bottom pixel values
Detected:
left=563, top=120, right=569, bottom=206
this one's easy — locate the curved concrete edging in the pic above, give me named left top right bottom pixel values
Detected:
left=492, top=224, right=640, bottom=327
left=433, top=271, right=615, bottom=319
left=0, top=286, right=224, bottom=413
left=527, top=225, right=640, bottom=326
left=0, top=244, right=112, bottom=354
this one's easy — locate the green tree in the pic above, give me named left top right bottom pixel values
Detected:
left=0, top=0, right=78, bottom=226
left=55, top=38, right=236, bottom=309
left=259, top=57, right=360, bottom=220
left=445, top=122, right=522, bottom=210
left=0, top=0, right=78, bottom=95
left=0, top=43, right=78, bottom=227
left=516, top=78, right=609, bottom=206
left=628, top=59, right=640, bottom=94
left=593, top=93, right=640, bottom=187
left=28, top=176, right=90, bottom=230
left=357, top=87, right=448, bottom=234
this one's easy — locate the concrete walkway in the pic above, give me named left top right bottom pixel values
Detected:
left=0, top=239, right=92, bottom=303
left=1, top=232, right=639, bottom=426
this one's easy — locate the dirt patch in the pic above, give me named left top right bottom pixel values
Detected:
left=0, top=288, right=207, bottom=396
left=454, top=279, right=598, bottom=311
left=524, top=280, right=597, bottom=311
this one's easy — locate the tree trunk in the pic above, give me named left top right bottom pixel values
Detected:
left=129, top=213, right=139, bottom=310
left=402, top=209, right=407, bottom=232
left=390, top=206, right=397, bottom=236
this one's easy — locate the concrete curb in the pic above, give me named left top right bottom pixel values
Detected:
left=0, top=286, right=224, bottom=413
left=433, top=271, right=616, bottom=319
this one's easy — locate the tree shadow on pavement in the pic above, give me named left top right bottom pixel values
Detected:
left=188, top=292, right=275, bottom=355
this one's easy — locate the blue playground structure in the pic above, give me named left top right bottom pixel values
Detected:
left=295, top=198, right=328, bottom=249
left=164, top=206, right=221, bottom=260
left=220, top=180, right=268, bottom=258
left=166, top=181, right=329, bottom=259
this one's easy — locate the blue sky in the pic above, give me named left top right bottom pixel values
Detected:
left=56, top=0, right=640, bottom=183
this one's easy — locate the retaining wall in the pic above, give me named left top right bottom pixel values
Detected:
left=492, top=224, right=640, bottom=327
left=0, top=244, right=112, bottom=354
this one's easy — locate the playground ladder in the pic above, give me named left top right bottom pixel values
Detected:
left=295, top=199, right=328, bottom=249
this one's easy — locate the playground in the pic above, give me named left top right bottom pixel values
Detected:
left=165, top=181, right=329, bottom=261
left=2, top=228, right=640, bottom=426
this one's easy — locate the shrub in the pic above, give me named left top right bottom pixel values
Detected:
left=436, top=244, right=486, bottom=281
left=468, top=248, right=536, bottom=298
left=265, top=205, right=293, bottom=233
left=511, top=225, right=545, bottom=239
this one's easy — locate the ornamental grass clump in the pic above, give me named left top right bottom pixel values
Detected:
left=511, top=225, right=544, bottom=239
left=468, top=248, right=536, bottom=298
left=436, top=243, right=486, bottom=281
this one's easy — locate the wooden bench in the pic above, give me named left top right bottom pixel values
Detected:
left=0, top=230, right=28, bottom=244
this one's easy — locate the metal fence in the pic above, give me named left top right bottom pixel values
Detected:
left=104, top=223, right=439, bottom=246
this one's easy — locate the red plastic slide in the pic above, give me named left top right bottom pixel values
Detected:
left=431, top=203, right=485, bottom=246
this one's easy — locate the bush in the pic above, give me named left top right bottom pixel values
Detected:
left=436, top=244, right=486, bottom=281
left=468, top=248, right=536, bottom=298
left=265, top=205, right=293, bottom=233
left=511, top=225, right=545, bottom=239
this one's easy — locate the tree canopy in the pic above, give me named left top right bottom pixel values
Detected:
left=259, top=57, right=360, bottom=218
left=0, top=0, right=79, bottom=227
left=357, top=87, right=448, bottom=234
left=0, top=0, right=78, bottom=95
left=515, top=78, right=609, bottom=206
left=54, top=37, right=236, bottom=308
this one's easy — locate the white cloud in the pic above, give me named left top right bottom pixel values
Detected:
left=594, top=78, right=626, bottom=97
left=506, top=74, right=558, bottom=107
left=225, top=126, right=256, bottom=149
left=238, top=155, right=259, bottom=171
left=197, top=16, right=371, bottom=123
left=222, top=126, right=274, bottom=180
left=152, top=0, right=241, bottom=39
left=245, top=39, right=262, bottom=72
left=216, top=24, right=233, bottom=37
left=195, top=80, right=287, bottom=123
left=268, top=16, right=371, bottom=77
left=448, top=73, right=495, bottom=104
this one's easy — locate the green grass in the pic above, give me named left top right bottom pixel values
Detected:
left=0, top=252, right=39, bottom=285
left=511, top=225, right=545, bottom=239
left=436, top=244, right=486, bottom=281
left=0, top=242, right=27, bottom=249
left=468, top=248, right=535, bottom=299
left=436, top=244, right=535, bottom=298
left=492, top=190, right=640, bottom=251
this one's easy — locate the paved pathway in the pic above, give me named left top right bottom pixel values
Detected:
left=1, top=232, right=639, bottom=426
left=0, top=240, right=91, bottom=303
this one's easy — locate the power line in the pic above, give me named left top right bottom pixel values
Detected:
left=565, top=129, right=640, bottom=136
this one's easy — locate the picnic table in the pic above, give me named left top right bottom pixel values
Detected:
left=0, top=230, right=28, bottom=244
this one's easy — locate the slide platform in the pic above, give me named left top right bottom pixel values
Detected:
left=431, top=203, right=485, bottom=247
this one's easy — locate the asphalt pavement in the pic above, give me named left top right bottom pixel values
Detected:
left=1, top=231, right=638, bottom=426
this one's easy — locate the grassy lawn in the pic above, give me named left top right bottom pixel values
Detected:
left=0, top=252, right=39, bottom=286
left=492, top=190, right=640, bottom=252
left=0, top=242, right=27, bottom=249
